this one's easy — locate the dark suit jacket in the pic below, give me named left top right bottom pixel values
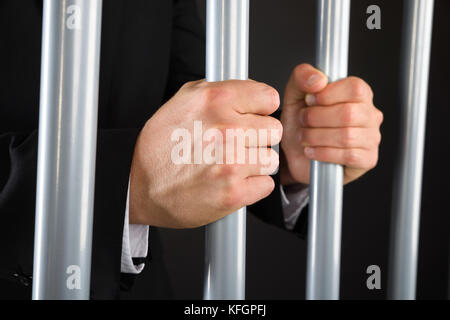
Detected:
left=0, top=0, right=307, bottom=299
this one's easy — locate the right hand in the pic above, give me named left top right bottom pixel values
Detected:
left=129, top=80, right=282, bottom=228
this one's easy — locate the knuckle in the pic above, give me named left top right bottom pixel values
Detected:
left=348, top=77, right=370, bottom=100
left=368, top=86, right=374, bottom=100
left=223, top=164, right=240, bottom=178
left=294, top=63, right=309, bottom=75
left=374, top=130, right=382, bottom=145
left=198, top=85, right=231, bottom=108
left=345, top=149, right=360, bottom=166
left=342, top=128, right=356, bottom=147
left=375, top=108, right=384, bottom=125
left=341, top=103, right=358, bottom=125
left=210, top=163, right=237, bottom=179
left=293, top=64, right=313, bottom=85
left=220, top=183, right=241, bottom=209
left=209, top=164, right=223, bottom=179
left=270, top=118, right=283, bottom=142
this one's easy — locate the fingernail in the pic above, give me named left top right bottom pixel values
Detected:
left=268, top=87, right=280, bottom=108
left=306, top=74, right=322, bottom=87
left=305, top=93, right=316, bottom=106
left=304, top=147, right=314, bottom=158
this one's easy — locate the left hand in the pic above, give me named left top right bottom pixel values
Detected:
left=280, top=63, right=383, bottom=186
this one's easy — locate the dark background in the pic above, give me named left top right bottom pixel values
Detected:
left=129, top=0, right=450, bottom=300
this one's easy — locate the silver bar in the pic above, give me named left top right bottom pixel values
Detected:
left=32, top=0, right=103, bottom=300
left=306, top=0, right=350, bottom=300
left=203, top=0, right=249, bottom=300
left=388, top=0, right=434, bottom=300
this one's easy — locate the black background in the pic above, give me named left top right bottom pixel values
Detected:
left=127, top=0, right=450, bottom=300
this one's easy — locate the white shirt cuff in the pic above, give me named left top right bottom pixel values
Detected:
left=280, top=184, right=310, bottom=230
left=121, top=183, right=149, bottom=274
left=120, top=182, right=308, bottom=274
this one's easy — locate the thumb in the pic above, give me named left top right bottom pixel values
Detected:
left=283, top=63, right=328, bottom=107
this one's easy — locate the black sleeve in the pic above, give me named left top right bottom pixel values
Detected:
left=163, top=0, right=206, bottom=101
left=163, top=0, right=308, bottom=239
left=0, top=129, right=139, bottom=299
left=246, top=109, right=309, bottom=239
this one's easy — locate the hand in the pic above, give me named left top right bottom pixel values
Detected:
left=280, top=64, right=383, bottom=186
left=129, top=80, right=282, bottom=228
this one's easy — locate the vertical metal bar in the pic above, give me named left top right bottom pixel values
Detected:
left=388, top=0, right=434, bottom=300
left=306, top=0, right=350, bottom=300
left=203, top=0, right=249, bottom=300
left=32, top=0, right=103, bottom=300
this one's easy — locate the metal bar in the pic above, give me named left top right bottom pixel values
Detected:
left=306, top=0, right=350, bottom=300
left=203, top=0, right=249, bottom=300
left=32, top=0, right=103, bottom=300
left=388, top=0, right=434, bottom=300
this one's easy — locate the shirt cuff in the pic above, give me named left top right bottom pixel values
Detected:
left=121, top=182, right=149, bottom=274
left=120, top=182, right=307, bottom=273
left=280, top=184, right=310, bottom=230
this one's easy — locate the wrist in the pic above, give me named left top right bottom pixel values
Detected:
left=128, top=144, right=153, bottom=226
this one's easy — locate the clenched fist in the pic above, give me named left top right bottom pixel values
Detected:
left=280, top=64, right=383, bottom=186
left=129, top=80, right=281, bottom=228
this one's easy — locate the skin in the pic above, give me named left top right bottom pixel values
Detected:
left=280, top=64, right=383, bottom=186
left=129, top=63, right=383, bottom=228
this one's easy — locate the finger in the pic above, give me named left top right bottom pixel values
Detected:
left=299, top=103, right=373, bottom=128
left=305, top=76, right=373, bottom=106
left=200, top=80, right=280, bottom=116
left=205, top=115, right=282, bottom=148
left=298, top=127, right=381, bottom=149
left=213, top=118, right=281, bottom=148
left=284, top=64, right=328, bottom=106
left=238, top=114, right=283, bottom=146
left=222, top=147, right=279, bottom=177
left=218, top=175, right=275, bottom=213
left=240, top=175, right=275, bottom=207
left=303, top=146, right=378, bottom=170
